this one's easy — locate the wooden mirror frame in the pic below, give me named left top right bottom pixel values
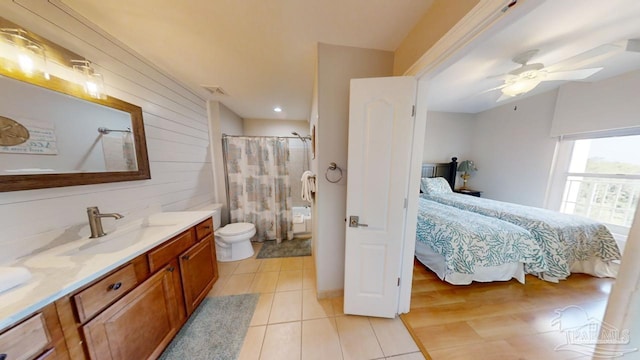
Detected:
left=0, top=18, right=150, bottom=192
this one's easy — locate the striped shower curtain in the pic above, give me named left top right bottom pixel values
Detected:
left=224, top=136, right=293, bottom=243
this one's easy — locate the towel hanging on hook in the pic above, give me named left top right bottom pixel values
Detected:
left=301, top=170, right=316, bottom=202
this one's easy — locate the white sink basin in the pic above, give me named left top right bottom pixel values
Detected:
left=63, top=224, right=177, bottom=256
left=0, top=267, right=32, bottom=294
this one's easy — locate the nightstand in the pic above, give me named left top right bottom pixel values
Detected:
left=454, top=189, right=482, bottom=197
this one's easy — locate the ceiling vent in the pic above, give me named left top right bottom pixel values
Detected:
left=202, top=86, right=228, bottom=96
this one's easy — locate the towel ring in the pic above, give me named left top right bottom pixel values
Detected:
left=325, top=162, right=343, bottom=183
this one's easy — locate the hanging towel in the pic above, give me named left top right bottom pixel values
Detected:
left=101, top=131, right=136, bottom=171
left=102, top=133, right=127, bottom=171
left=122, top=131, right=137, bottom=170
left=301, top=170, right=316, bottom=203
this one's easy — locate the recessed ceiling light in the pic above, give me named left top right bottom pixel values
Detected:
left=273, top=107, right=282, bottom=112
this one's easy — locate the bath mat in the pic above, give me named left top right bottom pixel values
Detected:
left=256, top=238, right=311, bottom=259
left=159, top=293, right=259, bottom=360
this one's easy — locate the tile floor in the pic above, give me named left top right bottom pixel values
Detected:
left=207, top=242, right=424, bottom=360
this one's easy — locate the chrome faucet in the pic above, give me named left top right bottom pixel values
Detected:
left=87, top=206, right=124, bottom=238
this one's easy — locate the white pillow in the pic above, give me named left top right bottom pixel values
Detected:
left=420, top=177, right=452, bottom=194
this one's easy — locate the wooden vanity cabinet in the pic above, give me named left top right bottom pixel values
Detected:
left=73, top=264, right=140, bottom=324
left=180, top=233, right=217, bottom=315
left=33, top=217, right=218, bottom=360
left=0, top=303, right=68, bottom=360
left=194, top=218, right=213, bottom=240
left=82, top=261, right=181, bottom=360
left=147, top=218, right=218, bottom=316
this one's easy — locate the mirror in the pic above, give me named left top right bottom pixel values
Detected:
left=0, top=18, right=150, bottom=192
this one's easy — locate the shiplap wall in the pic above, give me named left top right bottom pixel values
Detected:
left=0, top=1, right=214, bottom=263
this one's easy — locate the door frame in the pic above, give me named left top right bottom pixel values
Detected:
left=396, top=0, right=543, bottom=313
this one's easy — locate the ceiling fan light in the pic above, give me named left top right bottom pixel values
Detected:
left=501, top=78, right=542, bottom=97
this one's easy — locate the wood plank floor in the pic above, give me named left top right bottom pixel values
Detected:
left=401, top=259, right=614, bottom=360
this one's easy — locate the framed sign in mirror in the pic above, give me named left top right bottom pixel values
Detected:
left=0, top=17, right=150, bottom=192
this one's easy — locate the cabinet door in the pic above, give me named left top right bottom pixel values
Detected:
left=180, top=235, right=217, bottom=315
left=82, top=262, right=181, bottom=360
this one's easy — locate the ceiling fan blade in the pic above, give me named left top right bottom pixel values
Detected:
left=545, top=43, right=622, bottom=72
left=496, top=93, right=512, bottom=102
left=486, top=73, right=518, bottom=82
left=544, top=67, right=603, bottom=81
left=480, top=83, right=509, bottom=94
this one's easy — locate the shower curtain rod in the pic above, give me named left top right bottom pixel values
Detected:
left=222, top=134, right=303, bottom=140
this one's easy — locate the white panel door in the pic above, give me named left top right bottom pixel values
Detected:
left=344, top=76, right=416, bottom=318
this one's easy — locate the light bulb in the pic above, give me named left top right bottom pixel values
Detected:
left=1, top=29, right=49, bottom=79
left=17, top=53, right=34, bottom=74
left=72, top=60, right=106, bottom=99
left=501, top=70, right=546, bottom=97
left=501, top=78, right=542, bottom=97
left=86, top=81, right=98, bottom=96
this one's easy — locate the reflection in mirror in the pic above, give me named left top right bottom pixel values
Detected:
left=0, top=17, right=150, bottom=192
left=1, top=75, right=137, bottom=175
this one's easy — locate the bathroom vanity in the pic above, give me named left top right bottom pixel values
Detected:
left=0, top=211, right=218, bottom=359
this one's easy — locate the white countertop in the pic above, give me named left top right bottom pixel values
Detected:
left=0, top=211, right=213, bottom=332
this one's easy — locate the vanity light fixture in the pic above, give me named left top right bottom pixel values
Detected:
left=71, top=60, right=106, bottom=99
left=0, top=28, right=50, bottom=80
left=273, top=106, right=282, bottom=112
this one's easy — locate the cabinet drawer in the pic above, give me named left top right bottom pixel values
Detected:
left=148, top=230, right=195, bottom=273
left=82, top=264, right=180, bottom=360
left=74, top=264, right=138, bottom=323
left=195, top=218, right=213, bottom=241
left=0, top=313, right=51, bottom=360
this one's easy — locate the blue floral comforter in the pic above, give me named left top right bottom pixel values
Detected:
left=421, top=193, right=622, bottom=279
left=416, top=198, right=546, bottom=276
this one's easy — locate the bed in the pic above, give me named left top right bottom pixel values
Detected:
left=419, top=158, right=621, bottom=282
left=416, top=197, right=546, bottom=284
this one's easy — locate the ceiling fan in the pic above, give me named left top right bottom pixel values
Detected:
left=486, top=47, right=612, bottom=102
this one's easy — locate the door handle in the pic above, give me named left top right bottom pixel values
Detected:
left=349, top=215, right=368, bottom=228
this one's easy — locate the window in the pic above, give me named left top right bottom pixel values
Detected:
left=559, top=134, right=640, bottom=232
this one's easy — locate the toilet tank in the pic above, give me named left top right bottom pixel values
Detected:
left=211, top=203, right=223, bottom=229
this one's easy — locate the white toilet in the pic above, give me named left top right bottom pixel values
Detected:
left=212, top=204, right=255, bottom=262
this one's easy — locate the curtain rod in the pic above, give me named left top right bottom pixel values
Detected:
left=222, top=134, right=302, bottom=140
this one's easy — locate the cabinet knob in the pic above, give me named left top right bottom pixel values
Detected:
left=182, top=255, right=190, bottom=261
left=203, top=225, right=212, bottom=229
left=167, top=266, right=175, bottom=272
left=108, top=282, right=122, bottom=291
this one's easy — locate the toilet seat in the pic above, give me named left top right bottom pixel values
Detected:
left=217, top=223, right=254, bottom=236
left=215, top=223, right=256, bottom=243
